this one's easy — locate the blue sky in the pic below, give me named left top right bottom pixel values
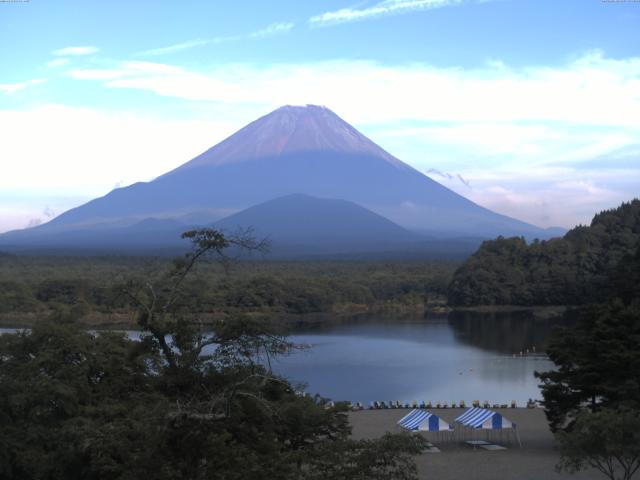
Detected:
left=1, top=0, right=639, bottom=232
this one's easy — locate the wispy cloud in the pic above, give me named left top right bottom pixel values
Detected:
left=249, top=21, right=295, bottom=38
left=65, top=52, right=640, bottom=129
left=52, top=46, right=99, bottom=56
left=46, top=58, right=70, bottom=68
left=140, top=21, right=295, bottom=56
left=310, top=0, right=462, bottom=26
left=140, top=38, right=220, bottom=56
left=0, top=78, right=46, bottom=95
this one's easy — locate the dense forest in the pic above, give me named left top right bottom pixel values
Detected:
left=448, top=199, right=640, bottom=306
left=0, top=257, right=456, bottom=326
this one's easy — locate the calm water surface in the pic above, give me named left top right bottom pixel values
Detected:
left=274, top=311, right=559, bottom=405
left=0, top=310, right=561, bottom=405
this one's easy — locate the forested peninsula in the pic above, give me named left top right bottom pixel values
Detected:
left=448, top=200, right=640, bottom=307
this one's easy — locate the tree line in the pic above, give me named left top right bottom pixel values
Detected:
left=448, top=199, right=640, bottom=306
left=0, top=256, right=455, bottom=325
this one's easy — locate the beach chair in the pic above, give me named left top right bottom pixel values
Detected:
left=511, top=400, right=517, bottom=408
left=472, top=400, right=480, bottom=407
left=427, top=401, right=433, bottom=408
left=412, top=400, right=418, bottom=408
left=419, top=400, right=426, bottom=409
left=483, top=401, right=490, bottom=408
left=460, top=400, right=466, bottom=408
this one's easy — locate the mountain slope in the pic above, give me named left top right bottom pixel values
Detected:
left=0, top=217, right=189, bottom=253
left=214, top=194, right=421, bottom=254
left=34, top=105, right=552, bottom=239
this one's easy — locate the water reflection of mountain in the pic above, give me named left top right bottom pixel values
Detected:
left=447, top=310, right=566, bottom=355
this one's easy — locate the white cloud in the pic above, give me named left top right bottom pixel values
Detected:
left=139, top=21, right=295, bottom=56
left=0, top=104, right=240, bottom=232
left=46, top=58, right=70, bottom=68
left=140, top=39, right=216, bottom=56
left=64, top=53, right=640, bottom=128
left=249, top=22, right=295, bottom=38
left=0, top=206, right=44, bottom=233
left=310, top=0, right=462, bottom=26
left=52, top=46, right=99, bottom=56
left=0, top=200, right=79, bottom=234
left=427, top=167, right=640, bottom=228
left=0, top=78, right=46, bottom=95
left=67, top=68, right=130, bottom=80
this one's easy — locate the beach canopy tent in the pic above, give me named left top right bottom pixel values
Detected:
left=455, top=407, right=521, bottom=447
left=398, top=409, right=453, bottom=432
left=455, top=407, right=515, bottom=430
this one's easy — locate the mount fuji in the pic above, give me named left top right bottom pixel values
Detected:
left=0, top=105, right=560, bottom=255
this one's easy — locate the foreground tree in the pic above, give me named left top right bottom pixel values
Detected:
left=0, top=229, right=427, bottom=479
left=0, top=322, right=166, bottom=480
left=536, top=302, right=640, bottom=432
left=536, top=244, right=640, bottom=479
left=556, top=408, right=640, bottom=480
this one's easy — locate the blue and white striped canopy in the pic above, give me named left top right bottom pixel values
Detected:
left=398, top=409, right=452, bottom=432
left=455, top=407, right=515, bottom=430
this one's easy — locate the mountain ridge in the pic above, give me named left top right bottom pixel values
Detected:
left=1, top=104, right=562, bottom=252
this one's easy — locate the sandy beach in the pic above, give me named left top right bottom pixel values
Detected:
left=349, top=408, right=603, bottom=480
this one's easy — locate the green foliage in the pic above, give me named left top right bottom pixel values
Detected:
left=536, top=237, right=640, bottom=431
left=0, top=323, right=165, bottom=480
left=536, top=229, right=640, bottom=479
left=0, top=255, right=456, bottom=325
left=303, top=433, right=428, bottom=480
left=556, top=408, right=640, bottom=480
left=536, top=302, right=640, bottom=432
left=448, top=199, right=640, bottom=306
left=0, top=229, right=427, bottom=479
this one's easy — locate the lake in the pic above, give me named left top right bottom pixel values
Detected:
left=274, top=310, right=559, bottom=405
left=0, top=309, right=561, bottom=406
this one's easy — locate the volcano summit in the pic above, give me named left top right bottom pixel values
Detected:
left=0, top=105, right=559, bottom=254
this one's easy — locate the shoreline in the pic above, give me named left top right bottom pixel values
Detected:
left=0, top=303, right=568, bottom=329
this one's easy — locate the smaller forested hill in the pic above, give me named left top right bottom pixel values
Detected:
left=447, top=199, right=640, bottom=306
